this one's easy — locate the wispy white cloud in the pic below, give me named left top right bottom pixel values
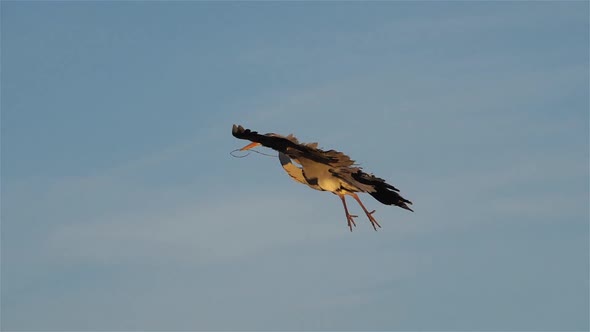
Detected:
left=44, top=190, right=342, bottom=265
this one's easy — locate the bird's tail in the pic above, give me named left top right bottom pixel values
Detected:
left=369, top=184, right=414, bottom=212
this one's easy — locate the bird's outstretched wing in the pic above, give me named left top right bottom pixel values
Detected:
left=350, top=169, right=414, bottom=211
left=232, top=124, right=355, bottom=167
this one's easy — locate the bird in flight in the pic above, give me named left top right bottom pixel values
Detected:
left=232, top=124, right=413, bottom=231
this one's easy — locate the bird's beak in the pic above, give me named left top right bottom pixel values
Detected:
left=239, top=142, right=261, bottom=151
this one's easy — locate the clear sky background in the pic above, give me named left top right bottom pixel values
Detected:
left=2, top=2, right=588, bottom=331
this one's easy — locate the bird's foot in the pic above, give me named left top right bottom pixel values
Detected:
left=365, top=211, right=381, bottom=231
left=346, top=214, right=358, bottom=232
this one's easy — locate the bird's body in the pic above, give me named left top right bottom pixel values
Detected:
left=232, top=124, right=413, bottom=231
left=299, top=159, right=340, bottom=192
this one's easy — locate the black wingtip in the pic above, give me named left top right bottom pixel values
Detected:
left=232, top=124, right=247, bottom=138
left=401, top=203, right=414, bottom=212
left=369, top=187, right=414, bottom=212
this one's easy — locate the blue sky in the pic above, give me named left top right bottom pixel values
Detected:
left=1, top=1, right=588, bottom=331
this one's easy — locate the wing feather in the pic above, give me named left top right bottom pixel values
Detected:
left=232, top=124, right=355, bottom=167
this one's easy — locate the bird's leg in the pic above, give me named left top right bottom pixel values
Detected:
left=338, top=194, right=357, bottom=232
left=351, top=193, right=381, bottom=231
